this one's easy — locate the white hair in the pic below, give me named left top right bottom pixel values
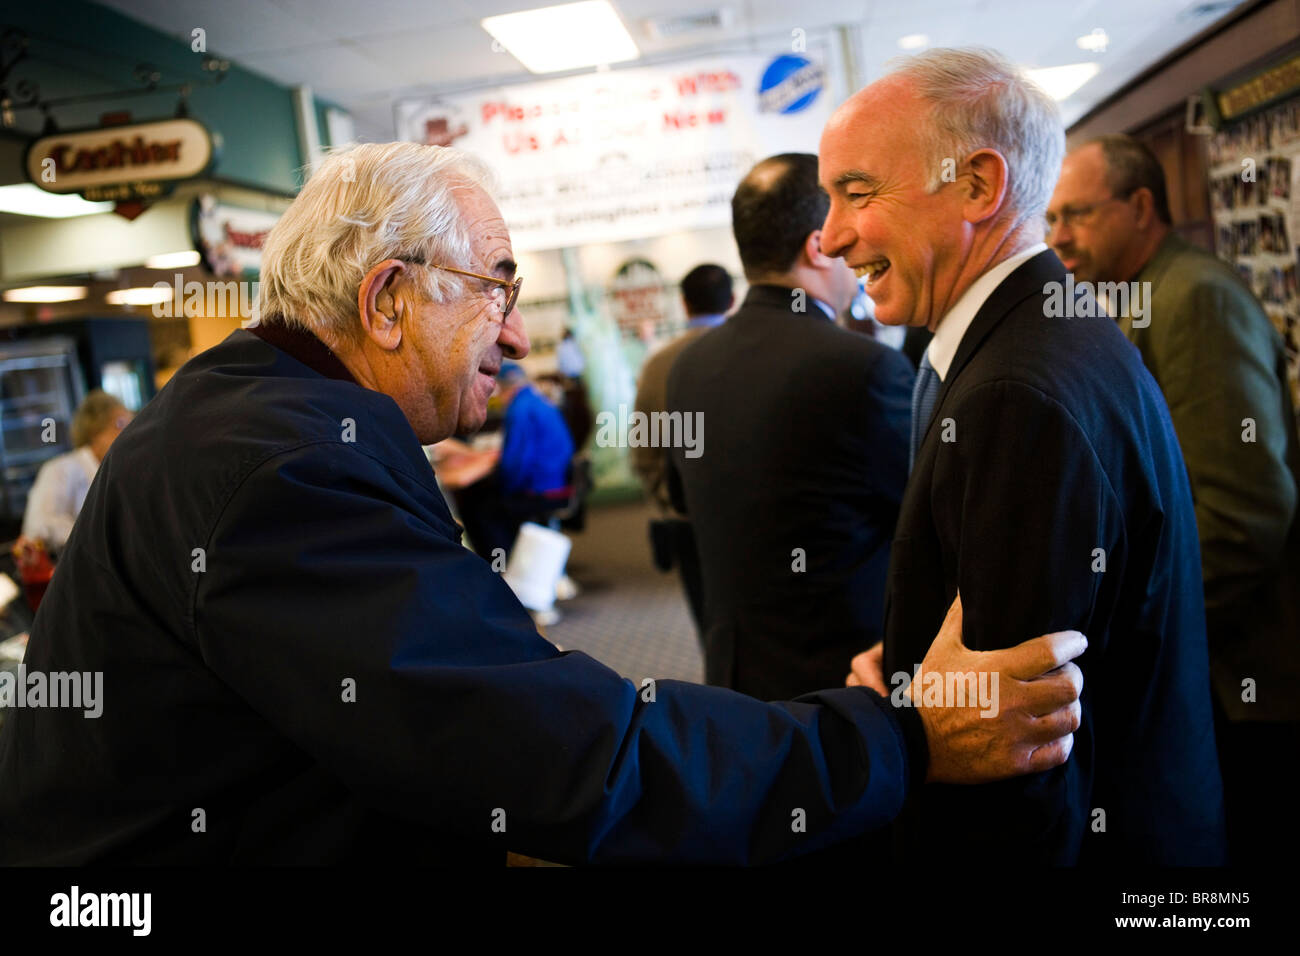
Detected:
left=258, top=142, right=498, bottom=345
left=884, top=47, right=1065, bottom=225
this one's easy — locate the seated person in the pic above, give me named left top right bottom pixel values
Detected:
left=454, top=363, right=574, bottom=561
left=22, top=389, right=132, bottom=556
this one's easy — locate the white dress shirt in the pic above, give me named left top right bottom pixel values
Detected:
left=22, top=445, right=99, bottom=552
left=812, top=297, right=836, bottom=321
left=926, top=243, right=1047, bottom=380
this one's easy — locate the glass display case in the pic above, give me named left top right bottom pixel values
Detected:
left=0, top=336, right=84, bottom=534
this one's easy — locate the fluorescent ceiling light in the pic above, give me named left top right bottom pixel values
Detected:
left=1077, top=28, right=1109, bottom=53
left=897, top=33, right=929, bottom=50
left=3, top=286, right=88, bottom=303
left=145, top=251, right=202, bottom=269
left=482, top=1, right=639, bottom=74
left=0, top=184, right=112, bottom=219
left=1024, top=62, right=1101, bottom=101
left=107, top=287, right=173, bottom=306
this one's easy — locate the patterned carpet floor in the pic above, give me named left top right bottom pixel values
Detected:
left=548, top=500, right=704, bottom=685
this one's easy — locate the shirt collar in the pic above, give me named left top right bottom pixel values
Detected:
left=1134, top=230, right=1184, bottom=286
left=741, top=284, right=835, bottom=320
left=927, top=242, right=1047, bottom=380
left=249, top=319, right=358, bottom=384
left=686, top=312, right=727, bottom=330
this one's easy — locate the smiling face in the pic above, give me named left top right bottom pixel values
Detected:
left=386, top=187, right=530, bottom=441
left=819, top=78, right=977, bottom=329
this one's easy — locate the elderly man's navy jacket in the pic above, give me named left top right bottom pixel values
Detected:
left=0, top=324, right=926, bottom=865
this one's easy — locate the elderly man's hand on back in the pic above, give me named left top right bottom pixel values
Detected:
left=848, top=594, right=1084, bottom=785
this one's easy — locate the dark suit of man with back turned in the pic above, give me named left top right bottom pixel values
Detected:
left=1050, top=134, right=1300, bottom=865
left=0, top=142, right=1088, bottom=865
left=632, top=264, right=735, bottom=636
left=827, top=48, right=1226, bottom=865
left=666, top=153, right=914, bottom=702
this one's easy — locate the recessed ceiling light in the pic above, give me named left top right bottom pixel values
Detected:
left=145, top=251, right=202, bottom=269
left=3, top=286, right=88, bottom=303
left=1024, top=62, right=1102, bottom=101
left=897, top=34, right=929, bottom=51
left=1077, top=28, right=1109, bottom=53
left=106, top=287, right=173, bottom=306
left=0, top=184, right=112, bottom=219
left=482, top=1, right=639, bottom=74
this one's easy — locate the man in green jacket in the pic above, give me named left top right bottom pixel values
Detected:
left=1048, top=133, right=1300, bottom=865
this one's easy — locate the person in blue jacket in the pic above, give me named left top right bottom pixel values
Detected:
left=454, top=362, right=574, bottom=561
left=0, top=142, right=1085, bottom=865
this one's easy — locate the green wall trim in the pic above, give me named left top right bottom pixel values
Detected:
left=5, top=0, right=317, bottom=193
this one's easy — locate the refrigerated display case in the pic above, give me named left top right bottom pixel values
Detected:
left=3, top=318, right=156, bottom=413
left=0, top=336, right=84, bottom=536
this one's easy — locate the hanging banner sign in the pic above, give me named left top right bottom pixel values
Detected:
left=396, top=50, right=833, bottom=251
left=24, top=117, right=215, bottom=203
left=609, top=257, right=670, bottom=341
left=191, top=195, right=281, bottom=278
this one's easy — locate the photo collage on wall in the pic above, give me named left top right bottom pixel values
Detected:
left=1208, top=99, right=1300, bottom=411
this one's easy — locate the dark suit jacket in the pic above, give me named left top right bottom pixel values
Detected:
left=666, top=284, right=913, bottom=701
left=1126, top=234, right=1300, bottom=722
left=0, top=323, right=929, bottom=865
left=632, top=326, right=712, bottom=514
left=884, top=250, right=1226, bottom=865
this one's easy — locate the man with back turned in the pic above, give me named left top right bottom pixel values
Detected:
left=667, top=153, right=914, bottom=701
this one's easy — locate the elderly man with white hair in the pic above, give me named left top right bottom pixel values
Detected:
left=830, top=48, right=1226, bottom=864
left=0, top=141, right=1086, bottom=866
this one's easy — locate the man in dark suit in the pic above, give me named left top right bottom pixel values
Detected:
left=0, top=142, right=1086, bottom=865
left=666, top=153, right=914, bottom=702
left=826, top=49, right=1226, bottom=864
left=632, top=264, right=734, bottom=635
left=1049, top=134, right=1300, bottom=864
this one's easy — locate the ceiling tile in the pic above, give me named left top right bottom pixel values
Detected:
left=236, top=42, right=402, bottom=98
left=97, top=0, right=1254, bottom=139
left=270, top=0, right=461, bottom=38
left=347, top=23, right=528, bottom=88
left=101, top=0, right=337, bottom=54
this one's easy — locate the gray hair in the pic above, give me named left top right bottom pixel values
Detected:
left=258, top=142, right=498, bottom=346
left=72, top=389, right=126, bottom=448
left=884, top=47, right=1065, bottom=225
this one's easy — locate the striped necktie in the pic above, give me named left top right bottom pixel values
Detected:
left=910, top=351, right=941, bottom=471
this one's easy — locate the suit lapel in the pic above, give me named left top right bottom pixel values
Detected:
left=887, top=250, right=1065, bottom=636
left=919, top=249, right=1066, bottom=450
